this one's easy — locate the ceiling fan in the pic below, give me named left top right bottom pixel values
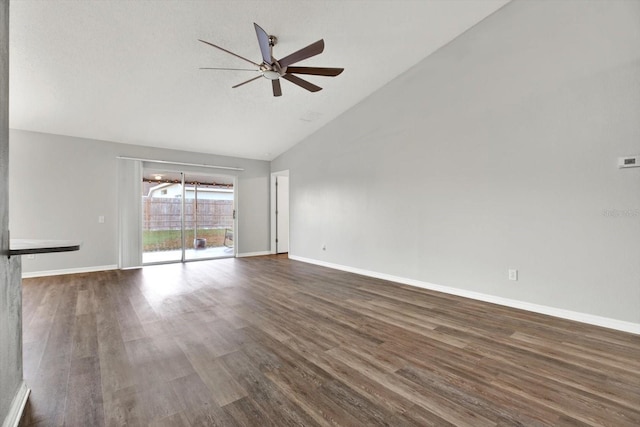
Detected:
left=199, top=23, right=344, bottom=97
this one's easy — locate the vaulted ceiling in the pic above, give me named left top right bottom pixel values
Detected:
left=10, top=0, right=509, bottom=160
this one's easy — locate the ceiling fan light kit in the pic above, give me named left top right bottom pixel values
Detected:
left=262, top=70, right=280, bottom=80
left=199, top=22, right=344, bottom=97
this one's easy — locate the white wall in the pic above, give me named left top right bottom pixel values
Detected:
left=9, top=130, right=271, bottom=273
left=272, top=0, right=640, bottom=325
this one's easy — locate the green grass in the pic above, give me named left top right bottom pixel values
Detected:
left=143, top=228, right=229, bottom=251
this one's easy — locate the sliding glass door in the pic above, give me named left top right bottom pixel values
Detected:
left=184, top=174, right=235, bottom=261
left=142, top=169, right=234, bottom=264
left=142, top=170, right=184, bottom=264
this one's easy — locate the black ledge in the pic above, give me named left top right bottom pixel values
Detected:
left=9, top=239, right=82, bottom=256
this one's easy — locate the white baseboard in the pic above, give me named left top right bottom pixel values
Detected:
left=21, top=264, right=118, bottom=279
left=290, top=255, right=640, bottom=336
left=2, top=382, right=30, bottom=427
left=236, top=251, right=272, bottom=258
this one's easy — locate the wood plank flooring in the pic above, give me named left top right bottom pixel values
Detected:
left=19, top=255, right=640, bottom=426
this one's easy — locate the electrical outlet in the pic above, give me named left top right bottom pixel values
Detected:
left=98, top=215, right=105, bottom=223
left=508, top=269, right=518, bottom=281
left=618, top=155, right=640, bottom=168
left=26, top=254, right=35, bottom=260
left=322, top=244, right=326, bottom=251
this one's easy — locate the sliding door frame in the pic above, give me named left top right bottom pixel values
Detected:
left=141, top=167, right=237, bottom=266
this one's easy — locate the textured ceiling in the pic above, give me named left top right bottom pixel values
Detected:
left=9, top=0, right=509, bottom=160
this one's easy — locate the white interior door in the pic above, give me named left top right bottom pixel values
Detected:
left=276, top=176, right=289, bottom=253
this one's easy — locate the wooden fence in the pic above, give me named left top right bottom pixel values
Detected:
left=143, top=198, right=233, bottom=231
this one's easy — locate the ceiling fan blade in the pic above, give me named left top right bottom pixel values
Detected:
left=198, top=39, right=261, bottom=67
left=272, top=79, right=282, bottom=97
left=232, top=75, right=262, bottom=88
left=278, top=39, right=325, bottom=68
left=200, top=67, right=259, bottom=71
left=282, top=73, right=322, bottom=92
left=254, top=23, right=272, bottom=65
left=285, top=66, right=344, bottom=77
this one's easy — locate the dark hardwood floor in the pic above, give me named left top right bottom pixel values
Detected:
left=19, top=255, right=640, bottom=426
